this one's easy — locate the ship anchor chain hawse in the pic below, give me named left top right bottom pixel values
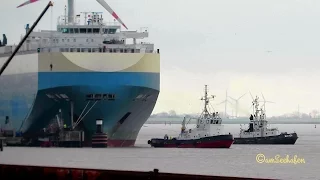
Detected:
left=148, top=85, right=234, bottom=148
left=233, top=95, right=298, bottom=145
left=0, top=0, right=160, bottom=147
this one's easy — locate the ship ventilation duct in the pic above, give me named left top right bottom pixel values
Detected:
left=68, top=0, right=74, bottom=23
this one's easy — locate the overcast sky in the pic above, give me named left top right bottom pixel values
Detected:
left=1, top=0, right=320, bottom=116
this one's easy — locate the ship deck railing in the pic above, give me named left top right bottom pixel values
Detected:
left=57, top=19, right=122, bottom=27
left=0, top=47, right=159, bottom=58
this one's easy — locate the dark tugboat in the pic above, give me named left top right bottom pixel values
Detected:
left=234, top=95, right=298, bottom=145
left=148, top=85, right=234, bottom=148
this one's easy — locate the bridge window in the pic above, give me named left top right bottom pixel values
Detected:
left=62, top=28, right=69, bottom=33
left=109, top=29, right=116, bottom=34
left=74, top=28, right=79, bottom=34
left=93, top=28, right=100, bottom=33
left=80, top=28, right=86, bottom=33
left=92, top=48, right=99, bottom=52
left=87, top=28, right=92, bottom=33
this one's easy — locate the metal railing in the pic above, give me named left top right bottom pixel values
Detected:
left=0, top=47, right=160, bottom=57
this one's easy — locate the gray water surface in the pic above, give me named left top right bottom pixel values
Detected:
left=0, top=124, right=319, bottom=180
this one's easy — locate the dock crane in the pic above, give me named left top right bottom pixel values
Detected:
left=0, top=1, right=54, bottom=76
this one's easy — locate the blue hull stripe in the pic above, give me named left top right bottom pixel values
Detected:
left=38, top=72, right=160, bottom=90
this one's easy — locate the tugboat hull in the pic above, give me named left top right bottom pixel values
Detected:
left=234, top=132, right=298, bottom=145
left=148, top=134, right=234, bottom=148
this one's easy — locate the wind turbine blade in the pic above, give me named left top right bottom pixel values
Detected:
left=17, top=0, right=42, bottom=8
left=228, top=96, right=237, bottom=101
left=258, top=100, right=275, bottom=103
left=237, top=92, right=247, bottom=100
left=96, top=0, right=128, bottom=29
left=249, top=91, right=254, bottom=100
left=227, top=100, right=234, bottom=105
left=265, top=101, right=275, bottom=103
left=216, top=100, right=226, bottom=105
left=261, top=92, right=265, bottom=102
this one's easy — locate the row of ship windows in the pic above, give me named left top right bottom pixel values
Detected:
left=86, top=94, right=116, bottom=101
left=46, top=93, right=115, bottom=101
left=59, top=48, right=138, bottom=53
left=243, top=132, right=274, bottom=135
left=53, top=39, right=93, bottom=43
left=59, top=28, right=117, bottom=34
left=198, top=119, right=221, bottom=124
left=52, top=39, right=124, bottom=44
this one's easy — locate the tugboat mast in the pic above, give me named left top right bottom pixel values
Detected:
left=254, top=96, right=259, bottom=120
left=201, top=85, right=215, bottom=118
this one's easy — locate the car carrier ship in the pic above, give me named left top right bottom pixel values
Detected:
left=0, top=0, right=160, bottom=147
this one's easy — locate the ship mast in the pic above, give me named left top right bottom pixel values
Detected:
left=252, top=96, right=266, bottom=121
left=201, top=85, right=215, bottom=118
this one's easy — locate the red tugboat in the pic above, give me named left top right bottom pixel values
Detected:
left=148, top=85, right=234, bottom=148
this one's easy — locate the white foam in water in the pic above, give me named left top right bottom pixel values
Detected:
left=1, top=124, right=319, bottom=180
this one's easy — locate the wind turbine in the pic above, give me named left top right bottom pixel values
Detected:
left=248, top=92, right=255, bottom=114
left=228, top=92, right=247, bottom=118
left=248, top=91, right=274, bottom=117
left=17, top=0, right=128, bottom=30
left=260, top=92, right=274, bottom=115
left=216, top=90, right=232, bottom=118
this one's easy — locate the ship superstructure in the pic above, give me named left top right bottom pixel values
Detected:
left=0, top=0, right=160, bottom=147
left=234, top=96, right=298, bottom=144
left=148, top=85, right=234, bottom=148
